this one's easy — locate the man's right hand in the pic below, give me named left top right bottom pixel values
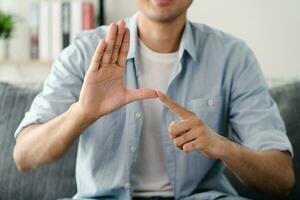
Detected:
left=14, top=20, right=158, bottom=172
left=76, top=20, right=157, bottom=121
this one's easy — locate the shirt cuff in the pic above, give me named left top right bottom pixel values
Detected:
left=242, top=129, right=294, bottom=158
left=14, top=112, right=48, bottom=138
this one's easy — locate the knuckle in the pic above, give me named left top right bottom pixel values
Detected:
left=192, top=117, right=203, bottom=126
left=173, top=138, right=179, bottom=145
left=119, top=51, right=127, bottom=56
left=110, top=58, right=117, bottom=63
left=117, top=60, right=125, bottom=67
left=168, top=131, right=174, bottom=139
left=113, top=45, right=120, bottom=50
left=173, top=138, right=182, bottom=147
left=106, top=49, right=113, bottom=54
left=111, top=54, right=117, bottom=60
left=168, top=124, right=176, bottom=133
left=108, top=38, right=115, bottom=43
left=168, top=127, right=173, bottom=134
left=93, top=58, right=101, bottom=63
left=182, top=144, right=191, bottom=153
left=169, top=131, right=175, bottom=139
left=102, top=63, right=110, bottom=68
left=181, top=134, right=187, bottom=142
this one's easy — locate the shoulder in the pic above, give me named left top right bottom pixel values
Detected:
left=190, top=22, right=256, bottom=66
left=72, top=25, right=109, bottom=51
left=62, top=26, right=109, bottom=72
left=74, top=26, right=108, bottom=42
left=190, top=22, right=246, bottom=47
left=190, top=22, right=253, bottom=57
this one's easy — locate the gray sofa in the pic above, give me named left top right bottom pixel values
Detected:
left=0, top=81, right=299, bottom=200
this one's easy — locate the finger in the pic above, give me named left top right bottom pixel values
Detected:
left=156, top=90, right=191, bottom=119
left=125, top=88, right=157, bottom=104
left=101, top=23, right=118, bottom=65
left=117, top=28, right=130, bottom=67
left=173, top=129, right=198, bottom=149
left=182, top=139, right=198, bottom=153
left=90, top=39, right=106, bottom=71
left=111, top=20, right=126, bottom=64
left=168, top=120, right=193, bottom=139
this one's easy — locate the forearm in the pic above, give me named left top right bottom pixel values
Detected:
left=156, top=91, right=295, bottom=196
left=220, top=139, right=295, bottom=196
left=13, top=102, right=95, bottom=172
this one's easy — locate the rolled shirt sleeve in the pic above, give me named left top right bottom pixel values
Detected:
left=14, top=38, right=86, bottom=138
left=228, top=42, right=293, bottom=156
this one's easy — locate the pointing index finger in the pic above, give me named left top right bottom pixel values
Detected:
left=156, top=90, right=191, bottom=119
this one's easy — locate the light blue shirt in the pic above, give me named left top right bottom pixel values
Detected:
left=15, top=14, right=293, bottom=200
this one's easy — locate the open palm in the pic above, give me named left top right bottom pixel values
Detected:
left=78, top=21, right=157, bottom=120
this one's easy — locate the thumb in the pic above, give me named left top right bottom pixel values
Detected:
left=125, top=88, right=157, bottom=104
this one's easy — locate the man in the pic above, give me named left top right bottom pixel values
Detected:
left=13, top=0, right=294, bottom=199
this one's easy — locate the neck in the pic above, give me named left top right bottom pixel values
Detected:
left=137, top=12, right=186, bottom=53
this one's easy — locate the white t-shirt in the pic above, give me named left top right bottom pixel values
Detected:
left=132, top=39, right=178, bottom=197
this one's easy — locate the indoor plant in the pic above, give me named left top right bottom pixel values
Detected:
left=0, top=10, right=15, bottom=59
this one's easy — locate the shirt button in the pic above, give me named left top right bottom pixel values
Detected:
left=208, top=99, right=215, bottom=107
left=135, top=112, right=142, bottom=119
left=124, top=182, right=131, bottom=190
left=130, top=146, right=136, bottom=153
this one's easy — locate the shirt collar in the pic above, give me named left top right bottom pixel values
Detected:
left=178, top=20, right=198, bottom=61
left=126, top=13, right=198, bottom=62
left=127, top=13, right=139, bottom=60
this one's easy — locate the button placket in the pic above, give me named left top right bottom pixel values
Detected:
left=130, top=146, right=136, bottom=153
left=135, top=112, right=142, bottom=119
left=124, top=182, right=131, bottom=190
left=207, top=99, right=215, bottom=107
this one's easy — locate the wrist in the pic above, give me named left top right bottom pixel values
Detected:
left=215, top=135, right=238, bottom=161
left=69, top=102, right=99, bottom=127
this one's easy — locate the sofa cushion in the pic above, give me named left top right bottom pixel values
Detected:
left=1, top=80, right=299, bottom=200
left=225, top=81, right=300, bottom=200
left=0, top=82, right=78, bottom=200
left=270, top=81, right=300, bottom=199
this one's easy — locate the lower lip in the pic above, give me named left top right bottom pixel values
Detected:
left=152, top=0, right=172, bottom=6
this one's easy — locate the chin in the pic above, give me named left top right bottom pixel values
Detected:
left=148, top=12, right=182, bottom=23
left=136, top=0, right=192, bottom=23
left=143, top=5, right=184, bottom=23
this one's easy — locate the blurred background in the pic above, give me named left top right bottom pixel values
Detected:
left=1, top=2, right=299, bottom=200
left=0, top=0, right=299, bottom=84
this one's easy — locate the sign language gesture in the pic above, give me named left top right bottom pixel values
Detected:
left=156, top=91, right=229, bottom=159
left=78, top=21, right=157, bottom=121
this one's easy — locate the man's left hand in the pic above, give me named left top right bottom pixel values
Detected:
left=156, top=90, right=230, bottom=159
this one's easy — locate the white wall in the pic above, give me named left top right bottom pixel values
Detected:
left=188, top=0, right=300, bottom=80
left=105, top=0, right=136, bottom=23
left=1, top=0, right=299, bottom=80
